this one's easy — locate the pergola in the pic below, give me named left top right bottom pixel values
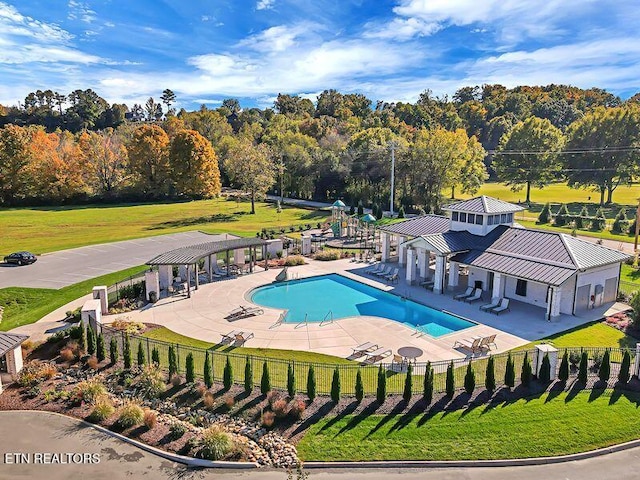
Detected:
left=146, top=237, right=268, bottom=298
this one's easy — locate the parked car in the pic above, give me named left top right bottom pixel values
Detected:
left=3, top=251, right=37, bottom=265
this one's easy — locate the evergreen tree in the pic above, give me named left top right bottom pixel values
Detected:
left=599, top=350, right=611, bottom=384
left=446, top=361, right=455, bottom=397
left=403, top=363, right=413, bottom=402
left=611, top=208, right=627, bottom=234
left=538, top=202, right=551, bottom=224
left=185, top=353, right=195, bottom=383
left=223, top=356, right=233, bottom=390
left=87, top=325, right=96, bottom=355
left=521, top=352, right=532, bottom=386
left=538, top=353, right=551, bottom=384
left=204, top=351, right=213, bottom=389
left=79, top=323, right=87, bottom=354
left=575, top=206, right=589, bottom=229
left=306, top=365, right=316, bottom=401
left=331, top=367, right=341, bottom=403
left=244, top=356, right=253, bottom=393
left=558, top=350, right=569, bottom=382
left=423, top=362, right=434, bottom=404
left=151, top=347, right=160, bottom=366
left=377, top=365, right=387, bottom=404
left=96, top=333, right=105, bottom=362
left=261, top=361, right=271, bottom=394
left=357, top=200, right=364, bottom=216
left=372, top=202, right=380, bottom=220
left=464, top=362, right=475, bottom=395
left=355, top=370, right=364, bottom=403
left=398, top=205, right=405, bottom=219
left=349, top=204, right=355, bottom=215
left=137, top=342, right=146, bottom=366
left=591, top=207, right=606, bottom=231
left=554, top=203, right=570, bottom=226
left=485, top=356, right=496, bottom=392
left=504, top=352, right=515, bottom=388
left=168, top=346, right=177, bottom=378
left=578, top=351, right=588, bottom=384
left=618, top=350, right=631, bottom=384
left=123, top=335, right=132, bottom=369
left=109, top=337, right=118, bottom=365
left=287, top=364, right=296, bottom=397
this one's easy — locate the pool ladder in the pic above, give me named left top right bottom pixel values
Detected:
left=320, top=310, right=334, bottom=326
left=412, top=324, right=425, bottom=338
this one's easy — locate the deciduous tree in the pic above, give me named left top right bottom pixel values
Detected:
left=170, top=129, right=221, bottom=198
left=224, top=140, right=275, bottom=214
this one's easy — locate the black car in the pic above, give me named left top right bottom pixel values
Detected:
left=3, top=251, right=37, bottom=265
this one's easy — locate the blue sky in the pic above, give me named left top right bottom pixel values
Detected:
left=1, top=0, right=639, bottom=110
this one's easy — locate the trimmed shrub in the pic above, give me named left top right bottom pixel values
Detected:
left=377, top=365, right=387, bottom=404
left=330, top=367, right=341, bottom=403
left=287, top=364, right=296, bottom=398
left=109, top=337, right=118, bottom=365
left=96, top=334, right=105, bottom=362
left=612, top=208, right=628, bottom=234
left=538, top=353, right=551, bottom=384
left=186, top=353, right=195, bottom=384
left=168, top=421, right=187, bottom=440
left=403, top=363, right=413, bottom=402
left=538, top=202, right=551, bottom=224
left=485, top=356, right=496, bottom=392
left=137, top=342, right=146, bottom=367
left=244, top=357, right=253, bottom=393
left=445, top=361, right=455, bottom=397
left=88, top=395, right=114, bottom=423
left=599, top=350, right=611, bottom=383
left=314, top=249, right=341, bottom=261
left=204, top=351, right=213, bottom=389
left=398, top=205, right=405, bottom=219
left=223, top=357, right=233, bottom=390
left=151, top=347, right=160, bottom=366
left=289, top=399, right=306, bottom=420
left=261, top=411, right=276, bottom=428
left=74, top=378, right=107, bottom=404
left=87, top=325, right=96, bottom=355
left=619, top=350, right=631, bottom=383
left=504, top=352, right=515, bottom=388
left=554, top=203, right=570, bottom=226
left=578, top=351, right=588, bottom=384
left=306, top=365, right=316, bottom=401
left=355, top=370, right=364, bottom=403
left=138, top=365, right=165, bottom=398
left=143, top=409, right=157, bottom=430
left=203, top=392, right=215, bottom=409
left=521, top=352, right=532, bottom=387
left=168, top=346, right=177, bottom=378
left=591, top=208, right=606, bottom=231
left=86, top=356, right=99, bottom=370
left=284, top=255, right=305, bottom=266
left=558, top=350, right=569, bottom=382
left=123, top=335, right=132, bottom=369
left=261, top=361, right=271, bottom=395
left=574, top=206, right=589, bottom=229
left=170, top=373, right=182, bottom=387
left=423, top=362, right=433, bottom=404
left=272, top=398, right=289, bottom=418
left=79, top=323, right=87, bottom=354
left=464, top=362, right=475, bottom=395
left=117, top=401, right=144, bottom=428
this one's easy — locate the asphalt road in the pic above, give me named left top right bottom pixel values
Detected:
left=1, top=410, right=640, bottom=480
left=0, top=231, right=229, bottom=289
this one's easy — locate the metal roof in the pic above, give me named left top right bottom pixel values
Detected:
left=378, top=214, right=450, bottom=237
left=147, top=237, right=267, bottom=265
left=407, top=230, right=481, bottom=255
left=0, top=332, right=29, bottom=357
left=562, top=235, right=631, bottom=269
left=443, top=196, right=525, bottom=214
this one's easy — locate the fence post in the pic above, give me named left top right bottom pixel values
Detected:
left=176, top=344, right=181, bottom=372
left=634, top=343, right=640, bottom=378
left=535, top=344, right=558, bottom=380
left=146, top=338, right=151, bottom=363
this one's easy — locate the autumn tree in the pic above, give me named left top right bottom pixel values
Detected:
left=224, top=139, right=276, bottom=214
left=127, top=124, right=171, bottom=197
left=170, top=129, right=221, bottom=198
left=0, top=125, right=31, bottom=205
left=78, top=129, right=129, bottom=196
left=494, top=117, right=565, bottom=203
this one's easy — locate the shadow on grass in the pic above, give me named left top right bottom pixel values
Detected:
left=147, top=213, right=240, bottom=230
left=319, top=400, right=359, bottom=432
left=388, top=402, right=424, bottom=433
left=290, top=400, right=336, bottom=438
left=337, top=401, right=379, bottom=435
left=365, top=400, right=407, bottom=438
left=565, top=382, right=585, bottom=403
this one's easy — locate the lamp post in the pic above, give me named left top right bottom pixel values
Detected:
left=388, top=141, right=398, bottom=217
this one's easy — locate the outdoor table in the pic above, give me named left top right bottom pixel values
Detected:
left=397, top=346, right=424, bottom=364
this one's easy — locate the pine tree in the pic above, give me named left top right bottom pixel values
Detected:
left=355, top=370, right=364, bottom=403
left=485, top=356, right=496, bottom=392
left=357, top=200, right=364, bottom=216
left=186, top=353, right=195, bottom=383
left=79, top=323, right=87, bottom=354
left=204, top=351, right=213, bottom=389
left=446, top=361, right=455, bottom=397
left=599, top=350, right=611, bottom=384
left=538, top=202, right=551, bottom=224
left=377, top=365, right=387, bottom=404
left=168, top=346, right=177, bottom=378
left=612, top=208, right=628, bottom=234
left=137, top=342, right=146, bottom=367
left=554, top=203, right=570, bottom=226
left=423, top=362, right=434, bottom=404
left=578, top=351, right=588, bottom=385
left=87, top=325, right=96, bottom=355
left=521, top=352, right=532, bottom=386
left=96, top=334, right=105, bottom=362
left=398, top=205, right=405, bottom=219
left=349, top=204, right=355, bottom=215
left=306, top=365, right=316, bottom=401
left=538, top=353, right=551, bottom=384
left=109, top=337, right=118, bottom=365
left=244, top=356, right=253, bottom=393
left=504, top=352, right=515, bottom=388
left=223, top=356, right=233, bottom=390
left=331, top=368, right=341, bottom=403
left=123, top=335, right=132, bottom=369
left=464, top=362, right=475, bottom=395
left=151, top=347, right=160, bottom=366
left=403, top=363, right=413, bottom=402
left=618, top=350, right=631, bottom=384
left=261, top=361, right=271, bottom=395
left=287, top=364, right=296, bottom=397
left=558, top=350, right=569, bottom=382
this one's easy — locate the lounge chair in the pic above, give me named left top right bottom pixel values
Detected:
left=479, top=334, right=497, bottom=350
left=453, top=337, right=482, bottom=354
left=392, top=354, right=407, bottom=369
left=221, top=330, right=243, bottom=344
left=480, top=299, right=501, bottom=312
left=464, top=289, right=482, bottom=303
left=350, top=341, right=378, bottom=358
left=226, top=305, right=264, bottom=320
left=384, top=268, right=399, bottom=282
left=491, top=298, right=510, bottom=315
left=234, top=332, right=254, bottom=345
left=420, top=279, right=435, bottom=290
left=375, top=266, right=393, bottom=277
left=454, top=287, right=474, bottom=301
left=361, top=347, right=392, bottom=365
left=365, top=263, right=383, bottom=275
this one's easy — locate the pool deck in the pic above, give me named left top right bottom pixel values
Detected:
left=115, top=259, right=628, bottom=363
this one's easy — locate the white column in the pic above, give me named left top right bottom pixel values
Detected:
left=634, top=343, right=640, bottom=378
left=417, top=249, right=429, bottom=279
left=535, top=344, right=558, bottom=380
left=158, top=265, right=172, bottom=291
left=492, top=273, right=504, bottom=302
left=381, top=233, right=391, bottom=262
left=433, top=255, right=446, bottom=294
left=81, top=299, right=102, bottom=334
left=178, top=265, right=188, bottom=282
left=398, top=236, right=408, bottom=266
left=406, top=248, right=417, bottom=284
left=5, top=344, right=24, bottom=376
left=448, top=261, right=460, bottom=288
left=234, top=248, right=246, bottom=265
left=145, top=270, right=160, bottom=301
left=92, top=286, right=108, bottom=315
left=301, top=235, right=311, bottom=255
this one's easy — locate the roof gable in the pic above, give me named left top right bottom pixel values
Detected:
left=0, top=332, right=28, bottom=357
left=443, top=195, right=525, bottom=214
left=378, top=214, right=450, bottom=237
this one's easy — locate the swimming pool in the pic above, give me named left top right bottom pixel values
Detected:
left=249, top=274, right=475, bottom=338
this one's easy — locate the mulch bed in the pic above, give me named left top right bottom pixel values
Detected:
left=605, top=312, right=640, bottom=338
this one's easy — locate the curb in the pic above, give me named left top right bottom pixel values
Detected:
left=303, top=438, right=640, bottom=469
left=0, top=410, right=258, bottom=469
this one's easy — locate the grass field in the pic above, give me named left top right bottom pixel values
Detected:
left=0, top=198, right=328, bottom=255
left=0, top=265, right=147, bottom=331
left=296, top=390, right=640, bottom=461
left=516, top=321, right=637, bottom=351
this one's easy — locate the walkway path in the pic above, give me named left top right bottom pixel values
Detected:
left=1, top=410, right=639, bottom=480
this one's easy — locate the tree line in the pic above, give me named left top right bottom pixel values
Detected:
left=1, top=84, right=639, bottom=210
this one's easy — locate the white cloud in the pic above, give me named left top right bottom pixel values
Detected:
left=0, top=2, right=72, bottom=42
left=67, top=0, right=97, bottom=24
left=364, top=17, right=441, bottom=41
left=238, top=24, right=312, bottom=52
left=256, top=0, right=275, bottom=10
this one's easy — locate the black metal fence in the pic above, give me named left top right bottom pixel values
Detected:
left=107, top=273, right=147, bottom=306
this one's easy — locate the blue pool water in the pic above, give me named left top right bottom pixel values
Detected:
left=250, top=274, right=475, bottom=338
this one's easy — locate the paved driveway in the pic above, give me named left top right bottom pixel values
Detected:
left=1, top=410, right=640, bottom=480
left=0, top=231, right=229, bottom=289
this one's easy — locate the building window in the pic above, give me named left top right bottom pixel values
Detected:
left=501, top=213, right=507, bottom=223
left=452, top=212, right=459, bottom=221
left=475, top=214, right=483, bottom=225
left=460, top=212, right=467, bottom=223
left=468, top=213, right=475, bottom=224
left=487, top=215, right=493, bottom=225
left=507, top=213, right=513, bottom=222
left=516, top=279, right=527, bottom=296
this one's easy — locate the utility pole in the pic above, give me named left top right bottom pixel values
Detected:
left=388, top=141, right=398, bottom=217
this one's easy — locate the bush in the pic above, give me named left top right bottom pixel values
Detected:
left=289, top=399, right=306, bottom=420
left=88, top=396, right=114, bottom=423
left=612, top=208, right=628, bottom=234
left=168, top=346, right=177, bottom=378
left=377, top=365, right=387, bottom=404
left=137, top=342, right=146, bottom=367
left=599, top=350, right=611, bottom=383
left=578, top=351, right=588, bottom=384
left=445, top=361, right=455, bottom=397
left=86, top=356, right=99, bottom=370
left=73, top=378, right=107, bottom=404
left=272, top=398, right=289, bottom=418
left=96, top=334, right=106, bottom=362
left=117, top=401, right=144, bottom=428
left=87, top=325, right=96, bottom=355
left=306, top=365, right=316, bottom=401
left=464, top=362, right=475, bottom=395
left=355, top=370, right=364, bottom=403
left=619, top=350, right=631, bottom=383
left=261, top=411, right=276, bottom=428
left=314, top=249, right=341, bottom=261
left=537, top=202, right=551, bottom=224
left=143, top=409, right=157, bottom=430
left=109, top=317, right=145, bottom=335
left=244, top=357, right=253, bottom=393
left=538, top=353, right=551, bottom=384
left=169, top=421, right=187, bottom=440
left=284, top=255, right=305, bottom=266
left=554, top=204, right=570, bottom=226
left=171, top=373, right=182, bottom=387
left=151, top=347, right=160, bottom=366
left=123, top=335, right=132, bottom=369
left=558, top=350, right=569, bottom=382
left=186, top=353, right=195, bottom=383
left=403, top=364, right=413, bottom=402
left=138, top=365, right=165, bottom=398
left=109, top=337, right=118, bottom=365
left=423, top=362, right=433, bottom=404
left=591, top=351, right=604, bottom=371
left=203, top=392, right=215, bottom=409
left=485, top=356, right=496, bottom=392
left=287, top=364, right=296, bottom=398
left=629, top=292, right=640, bottom=326
left=196, top=383, right=208, bottom=397
left=261, top=361, right=271, bottom=394
left=78, top=323, right=87, bottom=354
left=521, top=352, right=532, bottom=387
left=223, top=357, right=233, bottom=390
left=504, top=352, right=515, bottom=388
left=60, top=347, right=75, bottom=362
left=17, top=361, right=57, bottom=387
left=569, top=350, right=581, bottom=368
left=330, top=367, right=341, bottom=403
left=117, top=281, right=145, bottom=301
left=204, top=351, right=213, bottom=389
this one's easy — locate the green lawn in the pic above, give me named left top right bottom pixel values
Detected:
left=519, top=219, right=636, bottom=244
left=0, top=265, right=147, bottom=331
left=620, top=264, right=640, bottom=294
left=297, top=390, right=640, bottom=461
left=0, top=198, right=328, bottom=255
left=515, top=321, right=637, bottom=351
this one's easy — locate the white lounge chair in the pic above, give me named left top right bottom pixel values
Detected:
left=221, top=330, right=243, bottom=344
left=365, top=263, right=383, bottom=275
left=234, top=332, right=254, bottom=345
left=454, top=287, right=474, bottom=301
left=350, top=342, right=378, bottom=358
left=491, top=298, right=510, bottom=315
left=375, top=266, right=393, bottom=277
left=464, top=289, right=482, bottom=303
left=453, top=337, right=482, bottom=354
left=480, top=299, right=501, bottom=311
left=362, top=347, right=392, bottom=365
left=479, top=334, right=497, bottom=350
left=384, top=268, right=399, bottom=282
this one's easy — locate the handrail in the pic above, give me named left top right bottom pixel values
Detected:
left=320, top=310, right=333, bottom=326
